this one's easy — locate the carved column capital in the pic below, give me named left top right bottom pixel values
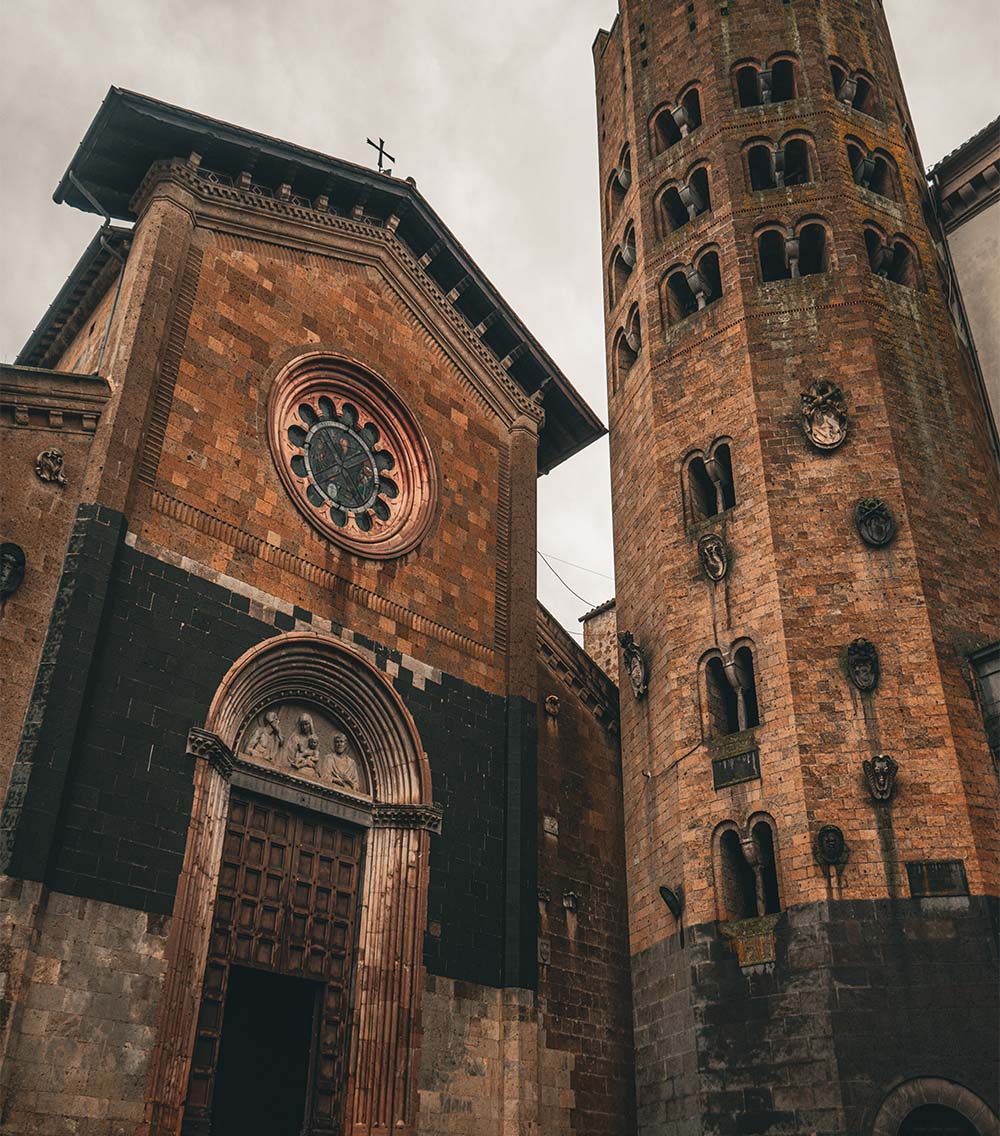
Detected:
left=371, top=801, right=443, bottom=834
left=186, top=728, right=235, bottom=778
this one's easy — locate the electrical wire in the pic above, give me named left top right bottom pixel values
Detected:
left=537, top=551, right=597, bottom=607
left=538, top=550, right=614, bottom=581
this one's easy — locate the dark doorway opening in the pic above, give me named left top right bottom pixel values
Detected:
left=899, top=1104, right=979, bottom=1135
left=211, top=965, right=319, bottom=1136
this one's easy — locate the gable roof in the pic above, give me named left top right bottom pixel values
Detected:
left=48, top=87, right=605, bottom=474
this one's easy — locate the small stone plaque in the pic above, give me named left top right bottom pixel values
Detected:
left=712, top=749, right=761, bottom=790
left=905, top=859, right=969, bottom=898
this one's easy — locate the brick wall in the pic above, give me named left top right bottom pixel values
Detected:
left=580, top=600, right=619, bottom=685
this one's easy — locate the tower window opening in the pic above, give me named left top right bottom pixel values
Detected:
left=688, top=442, right=734, bottom=523
left=653, top=107, right=684, bottom=154
left=783, top=138, right=813, bottom=185
left=662, top=187, right=690, bottom=231
left=610, top=250, right=632, bottom=307
left=727, top=645, right=760, bottom=730
left=797, top=223, right=830, bottom=276
left=759, top=229, right=790, bottom=281
left=614, top=328, right=639, bottom=386
left=607, top=170, right=626, bottom=226
left=886, top=240, right=921, bottom=289
left=752, top=822, right=781, bottom=915
left=666, top=269, right=699, bottom=323
left=687, top=167, right=711, bottom=217
left=830, top=61, right=849, bottom=100
left=696, top=252, right=722, bottom=307
left=869, top=155, right=897, bottom=200
left=748, top=145, right=775, bottom=191
left=736, top=65, right=762, bottom=107
left=681, top=88, right=702, bottom=131
left=706, top=657, right=742, bottom=735
left=853, top=74, right=880, bottom=118
left=770, top=58, right=797, bottom=103
left=719, top=829, right=758, bottom=920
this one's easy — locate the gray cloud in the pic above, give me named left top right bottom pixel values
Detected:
left=1, top=1, right=994, bottom=639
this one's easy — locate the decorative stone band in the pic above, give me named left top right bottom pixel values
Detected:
left=372, top=801, right=443, bottom=834
left=185, top=727, right=235, bottom=776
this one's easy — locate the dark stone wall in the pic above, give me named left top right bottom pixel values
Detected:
left=632, top=897, right=999, bottom=1136
left=1, top=511, right=520, bottom=988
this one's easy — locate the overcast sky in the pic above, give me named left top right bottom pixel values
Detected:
left=2, top=1, right=996, bottom=642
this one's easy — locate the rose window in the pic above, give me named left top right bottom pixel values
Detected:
left=269, top=354, right=437, bottom=558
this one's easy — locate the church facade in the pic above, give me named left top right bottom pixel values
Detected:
left=1, top=2, right=998, bottom=1135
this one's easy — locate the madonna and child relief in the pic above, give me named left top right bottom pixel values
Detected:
left=239, top=702, right=369, bottom=796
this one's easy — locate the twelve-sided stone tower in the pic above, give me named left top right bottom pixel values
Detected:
left=594, top=1, right=1000, bottom=1132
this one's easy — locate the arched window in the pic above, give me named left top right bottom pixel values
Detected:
left=606, top=169, right=626, bottom=227
left=759, top=229, right=790, bottom=282
left=735, top=64, right=762, bottom=108
left=748, top=144, right=775, bottom=191
left=783, top=137, right=814, bottom=185
left=869, top=154, right=899, bottom=201
left=751, top=821, right=781, bottom=915
left=666, top=268, right=699, bottom=324
left=769, top=57, right=797, bottom=103
left=697, top=251, right=722, bottom=303
left=686, top=441, right=735, bottom=524
left=661, top=186, right=689, bottom=232
left=687, top=167, right=711, bottom=218
left=609, top=222, right=636, bottom=306
left=728, top=645, right=760, bottom=730
left=706, top=656, right=741, bottom=734
left=797, top=222, right=831, bottom=276
left=680, top=87, right=702, bottom=131
left=830, top=59, right=850, bottom=100
left=718, top=829, right=758, bottom=920
left=614, top=326, right=639, bottom=388
left=866, top=229, right=923, bottom=288
left=853, top=72, right=880, bottom=118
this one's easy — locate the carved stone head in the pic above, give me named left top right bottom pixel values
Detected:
left=544, top=694, right=561, bottom=717
left=800, top=380, right=848, bottom=450
left=855, top=497, right=896, bottom=547
left=0, top=543, right=26, bottom=599
left=332, top=733, right=348, bottom=754
left=618, top=631, right=648, bottom=700
left=697, top=533, right=728, bottom=581
left=814, top=824, right=848, bottom=869
left=863, top=754, right=899, bottom=802
left=847, top=637, right=880, bottom=692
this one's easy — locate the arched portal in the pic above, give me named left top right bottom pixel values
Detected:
left=141, top=632, right=438, bottom=1136
left=870, top=1077, right=1000, bottom=1136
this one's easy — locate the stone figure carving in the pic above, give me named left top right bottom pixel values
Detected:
left=239, top=703, right=368, bottom=794
left=243, top=710, right=283, bottom=763
left=697, top=533, right=728, bottom=581
left=855, top=497, right=896, bottom=547
left=544, top=694, right=560, bottom=717
left=863, top=753, right=899, bottom=802
left=286, top=713, right=321, bottom=774
left=0, top=543, right=26, bottom=600
left=814, top=825, right=849, bottom=877
left=618, top=631, right=648, bottom=699
left=847, top=637, right=880, bottom=691
left=326, top=733, right=361, bottom=790
left=35, top=448, right=67, bottom=485
left=800, top=380, right=848, bottom=450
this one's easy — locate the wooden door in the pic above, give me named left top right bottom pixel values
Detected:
left=184, top=793, right=364, bottom=1134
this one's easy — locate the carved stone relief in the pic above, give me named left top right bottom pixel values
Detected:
left=0, top=543, right=26, bottom=600
left=863, top=753, right=899, bottom=801
left=855, top=496, right=897, bottom=547
left=813, top=824, right=849, bottom=878
left=618, top=631, right=648, bottom=699
left=35, top=448, right=67, bottom=485
left=544, top=694, right=560, bottom=717
left=697, top=533, right=728, bottom=581
left=846, top=637, right=880, bottom=691
left=237, top=701, right=369, bottom=795
left=800, top=380, right=848, bottom=450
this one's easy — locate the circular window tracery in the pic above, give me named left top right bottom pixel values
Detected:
left=268, top=354, right=436, bottom=558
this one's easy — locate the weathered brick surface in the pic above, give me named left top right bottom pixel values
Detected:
left=596, top=0, right=1000, bottom=1130
left=580, top=600, right=619, bottom=685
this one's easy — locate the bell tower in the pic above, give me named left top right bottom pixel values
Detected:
left=594, top=1, right=1000, bottom=1132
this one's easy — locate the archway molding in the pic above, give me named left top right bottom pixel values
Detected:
left=870, top=1076, right=1000, bottom=1136
left=142, top=631, right=438, bottom=1136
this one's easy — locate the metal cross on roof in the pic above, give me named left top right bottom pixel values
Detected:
left=366, top=136, right=395, bottom=174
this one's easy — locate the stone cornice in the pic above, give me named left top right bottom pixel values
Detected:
left=536, top=603, right=619, bottom=731
left=131, top=159, right=544, bottom=433
left=0, top=363, right=111, bottom=434
left=185, top=727, right=235, bottom=776
left=372, top=802, right=444, bottom=834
